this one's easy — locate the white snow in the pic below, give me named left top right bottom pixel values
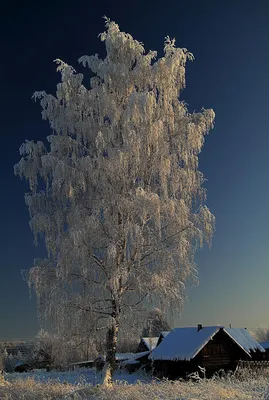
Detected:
left=132, top=351, right=150, bottom=359
left=116, top=351, right=150, bottom=362
left=3, top=369, right=269, bottom=400
left=140, top=337, right=159, bottom=351
left=69, top=360, right=94, bottom=365
left=116, top=353, right=135, bottom=361
left=121, top=351, right=150, bottom=365
left=5, top=368, right=152, bottom=386
left=122, top=359, right=140, bottom=365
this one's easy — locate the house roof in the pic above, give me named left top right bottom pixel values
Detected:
left=260, top=341, right=269, bottom=350
left=116, top=351, right=149, bottom=362
left=150, top=326, right=264, bottom=362
left=225, top=328, right=265, bottom=356
left=150, top=326, right=222, bottom=361
left=69, top=360, right=94, bottom=366
left=160, top=331, right=171, bottom=338
left=14, top=360, right=26, bottom=368
left=119, top=351, right=150, bottom=365
left=156, top=331, right=171, bottom=345
left=115, top=353, right=134, bottom=361
left=133, top=351, right=150, bottom=359
left=140, top=337, right=159, bottom=351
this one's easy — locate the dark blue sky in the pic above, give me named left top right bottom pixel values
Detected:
left=1, top=0, right=269, bottom=339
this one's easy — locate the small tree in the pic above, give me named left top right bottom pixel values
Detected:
left=32, top=329, right=96, bottom=368
left=15, top=18, right=215, bottom=384
left=254, top=327, right=269, bottom=342
left=142, top=308, right=171, bottom=337
left=32, top=330, right=55, bottom=368
left=0, top=351, right=6, bottom=385
left=0, top=346, right=6, bottom=375
left=5, top=354, right=16, bottom=373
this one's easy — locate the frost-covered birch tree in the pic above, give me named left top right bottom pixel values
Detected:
left=15, top=18, right=215, bottom=383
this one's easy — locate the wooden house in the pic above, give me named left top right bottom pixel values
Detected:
left=115, top=353, right=135, bottom=362
left=14, top=361, right=31, bottom=373
left=121, top=351, right=151, bottom=373
left=136, top=337, right=159, bottom=353
left=150, top=325, right=266, bottom=379
left=156, top=331, right=171, bottom=346
left=69, top=360, right=94, bottom=371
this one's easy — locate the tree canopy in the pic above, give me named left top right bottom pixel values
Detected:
left=15, top=18, right=215, bottom=382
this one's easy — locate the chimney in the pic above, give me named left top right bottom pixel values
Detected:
left=229, top=324, right=232, bottom=328
left=197, top=323, right=203, bottom=332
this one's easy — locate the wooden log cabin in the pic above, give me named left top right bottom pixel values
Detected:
left=156, top=331, right=171, bottom=346
left=121, top=351, right=151, bottom=373
left=136, top=337, right=159, bottom=353
left=150, top=325, right=266, bottom=379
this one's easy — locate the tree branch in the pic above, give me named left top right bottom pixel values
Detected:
left=67, top=302, right=112, bottom=316
left=140, top=224, right=192, bottom=261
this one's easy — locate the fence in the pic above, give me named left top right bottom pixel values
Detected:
left=236, top=360, right=269, bottom=371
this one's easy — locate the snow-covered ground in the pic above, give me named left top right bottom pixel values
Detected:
left=2, top=368, right=269, bottom=399
left=4, top=367, right=152, bottom=385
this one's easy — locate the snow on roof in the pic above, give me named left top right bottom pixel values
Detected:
left=121, top=351, right=150, bottom=365
left=14, top=360, right=25, bottom=368
left=115, top=353, right=134, bottom=361
left=69, top=360, right=94, bottom=366
left=260, top=341, right=269, bottom=350
left=116, top=351, right=149, bottom=362
left=122, top=359, right=140, bottom=365
left=141, top=337, right=159, bottom=350
left=133, top=351, right=150, bottom=359
left=151, top=326, right=222, bottom=361
left=151, top=326, right=266, bottom=362
left=224, top=328, right=265, bottom=356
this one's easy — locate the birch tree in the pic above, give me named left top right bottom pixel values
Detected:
left=15, top=18, right=215, bottom=384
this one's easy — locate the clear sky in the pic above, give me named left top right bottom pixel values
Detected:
left=1, top=0, right=269, bottom=339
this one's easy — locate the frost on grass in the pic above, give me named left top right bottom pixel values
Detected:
left=2, top=368, right=269, bottom=399
left=0, top=377, right=74, bottom=400
left=2, top=371, right=269, bottom=400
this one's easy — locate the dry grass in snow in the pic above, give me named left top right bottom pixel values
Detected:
left=64, top=376, right=269, bottom=400
left=0, top=378, right=75, bottom=399
left=1, top=369, right=269, bottom=399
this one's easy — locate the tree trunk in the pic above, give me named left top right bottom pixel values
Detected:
left=102, top=300, right=120, bottom=386
left=0, top=370, right=6, bottom=387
